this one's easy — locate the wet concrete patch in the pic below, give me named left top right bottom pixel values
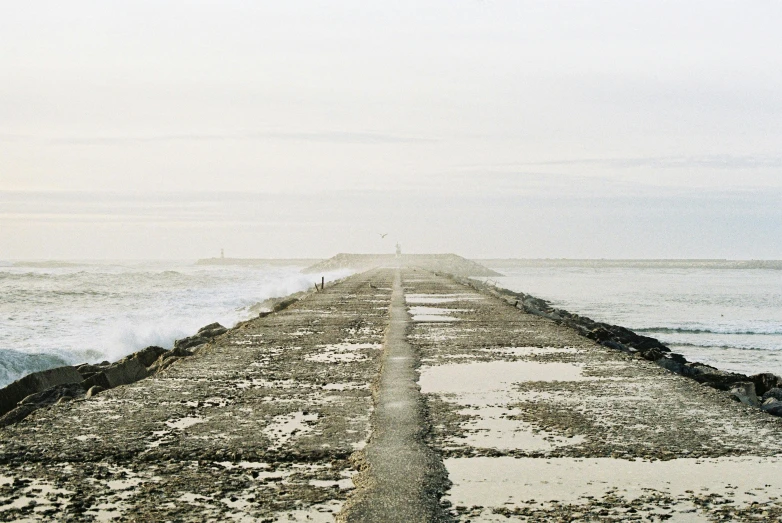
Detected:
left=446, top=456, right=782, bottom=521
left=404, top=272, right=782, bottom=521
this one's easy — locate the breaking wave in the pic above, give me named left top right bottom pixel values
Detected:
left=0, top=349, right=72, bottom=387
left=0, top=262, right=352, bottom=388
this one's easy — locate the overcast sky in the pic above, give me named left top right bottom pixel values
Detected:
left=2, top=1, right=781, bottom=259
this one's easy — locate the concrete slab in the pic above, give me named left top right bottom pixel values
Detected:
left=410, top=273, right=782, bottom=522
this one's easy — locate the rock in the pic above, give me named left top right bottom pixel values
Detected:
left=133, top=346, right=168, bottom=367
left=4, top=387, right=84, bottom=426
left=640, top=348, right=665, bottom=361
left=750, top=373, right=782, bottom=398
left=0, top=404, right=36, bottom=428
left=75, top=364, right=104, bottom=378
left=157, top=356, right=181, bottom=372
left=168, top=346, right=193, bottom=358
left=686, top=364, right=749, bottom=391
left=147, top=347, right=193, bottom=375
left=728, top=382, right=760, bottom=407
left=86, top=385, right=105, bottom=398
left=0, top=366, right=83, bottom=417
left=175, top=335, right=209, bottom=350
left=82, top=356, right=149, bottom=390
left=656, top=356, right=685, bottom=374
left=19, top=383, right=85, bottom=407
left=272, top=298, right=298, bottom=313
left=761, top=399, right=782, bottom=417
left=197, top=323, right=228, bottom=338
left=761, top=387, right=782, bottom=402
left=587, top=327, right=613, bottom=343
left=175, top=323, right=227, bottom=351
left=602, top=340, right=631, bottom=353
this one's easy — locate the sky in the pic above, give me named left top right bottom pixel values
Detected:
left=1, top=1, right=781, bottom=259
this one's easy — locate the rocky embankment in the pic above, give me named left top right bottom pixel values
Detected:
left=449, top=274, right=782, bottom=418
left=0, top=286, right=320, bottom=430
left=0, top=324, right=228, bottom=428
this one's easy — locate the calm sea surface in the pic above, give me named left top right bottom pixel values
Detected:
left=0, top=261, right=347, bottom=388
left=489, top=264, right=782, bottom=377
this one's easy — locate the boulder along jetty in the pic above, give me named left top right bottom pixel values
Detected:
left=1, top=256, right=782, bottom=522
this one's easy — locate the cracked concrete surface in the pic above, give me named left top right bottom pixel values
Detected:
left=2, top=268, right=782, bottom=522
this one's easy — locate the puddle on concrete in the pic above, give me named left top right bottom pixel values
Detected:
left=306, top=352, right=368, bottom=363
left=406, top=294, right=483, bottom=304
left=409, top=306, right=468, bottom=322
left=420, top=360, right=588, bottom=396
left=445, top=456, right=782, bottom=509
left=179, top=492, right=210, bottom=503
left=263, top=411, right=319, bottom=448
left=217, top=461, right=270, bottom=470
left=146, top=429, right=174, bottom=449
left=166, top=416, right=206, bottom=430
left=480, top=346, right=583, bottom=357
left=309, top=478, right=354, bottom=489
left=275, top=500, right=344, bottom=522
left=106, top=477, right=144, bottom=491
left=305, top=342, right=381, bottom=363
left=458, top=406, right=585, bottom=451
left=323, top=382, right=369, bottom=391
left=422, top=360, right=591, bottom=453
left=74, top=434, right=101, bottom=442
left=0, top=478, right=73, bottom=515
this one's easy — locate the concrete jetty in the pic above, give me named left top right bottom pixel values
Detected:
left=2, top=268, right=782, bottom=521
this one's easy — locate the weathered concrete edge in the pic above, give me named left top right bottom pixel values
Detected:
left=436, top=271, right=782, bottom=417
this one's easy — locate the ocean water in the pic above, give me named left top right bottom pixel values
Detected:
left=488, top=264, right=782, bottom=377
left=0, top=261, right=348, bottom=388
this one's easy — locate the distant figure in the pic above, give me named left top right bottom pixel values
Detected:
left=221, top=248, right=224, bottom=259
left=396, top=242, right=401, bottom=256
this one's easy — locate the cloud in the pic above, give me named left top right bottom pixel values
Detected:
left=38, top=130, right=436, bottom=146
left=485, top=155, right=782, bottom=170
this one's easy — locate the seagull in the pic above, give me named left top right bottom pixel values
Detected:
left=378, top=233, right=388, bottom=239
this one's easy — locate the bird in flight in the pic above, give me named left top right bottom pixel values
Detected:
left=378, top=233, right=388, bottom=239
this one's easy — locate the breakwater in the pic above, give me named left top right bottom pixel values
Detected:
left=448, top=274, right=782, bottom=416
left=1, top=265, right=782, bottom=521
left=304, top=253, right=502, bottom=277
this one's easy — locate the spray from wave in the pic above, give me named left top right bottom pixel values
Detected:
left=0, top=262, right=352, bottom=388
left=0, top=349, right=71, bottom=386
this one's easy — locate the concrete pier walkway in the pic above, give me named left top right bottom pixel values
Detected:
left=2, top=268, right=782, bottom=521
left=338, top=271, right=449, bottom=523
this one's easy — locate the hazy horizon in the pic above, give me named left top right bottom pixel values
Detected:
left=2, top=1, right=781, bottom=259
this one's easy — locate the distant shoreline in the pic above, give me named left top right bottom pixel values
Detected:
left=477, top=259, right=782, bottom=269
left=194, top=258, right=321, bottom=266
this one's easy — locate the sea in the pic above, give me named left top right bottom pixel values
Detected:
left=0, top=260, right=349, bottom=388
left=486, top=261, right=782, bottom=378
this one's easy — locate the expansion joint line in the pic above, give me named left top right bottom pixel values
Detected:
left=338, top=268, right=451, bottom=523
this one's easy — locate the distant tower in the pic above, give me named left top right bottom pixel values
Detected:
left=220, top=248, right=225, bottom=259
left=395, top=242, right=401, bottom=257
